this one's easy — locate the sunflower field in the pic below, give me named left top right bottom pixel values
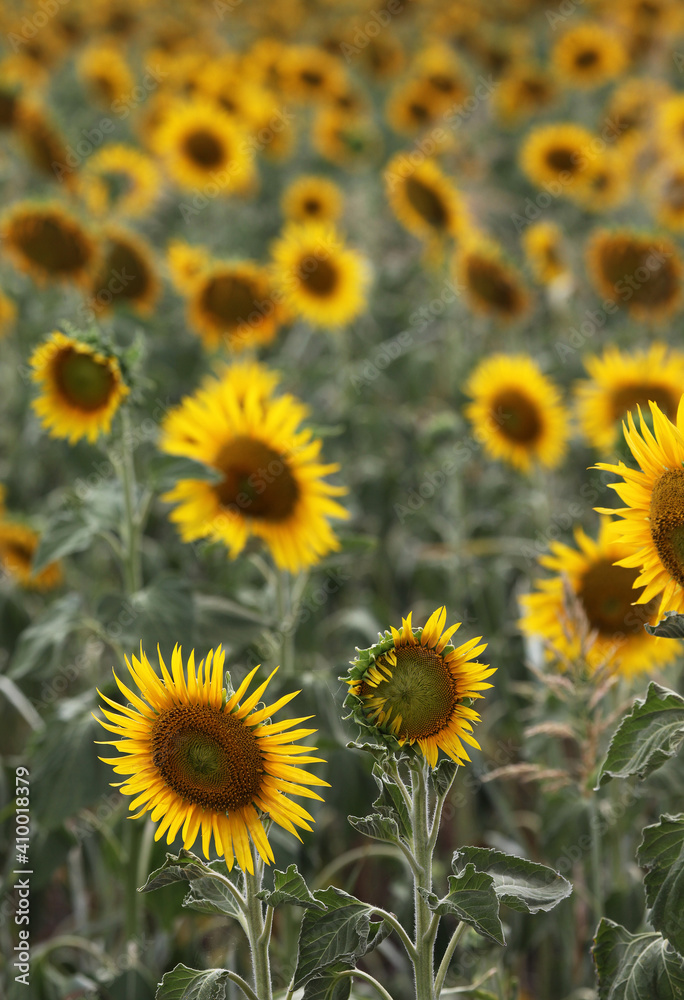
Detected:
left=4, top=1, right=684, bottom=999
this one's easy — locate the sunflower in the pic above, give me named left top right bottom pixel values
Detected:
left=13, top=103, right=74, bottom=188
left=0, top=290, right=17, bottom=337
left=30, top=331, right=129, bottom=444
left=159, top=361, right=349, bottom=572
left=575, top=343, right=684, bottom=452
left=385, top=78, right=445, bottom=136
left=77, top=44, right=134, bottom=106
left=411, top=43, right=471, bottom=112
left=494, top=64, right=557, bottom=125
left=97, top=645, right=327, bottom=872
left=519, top=519, right=678, bottom=678
left=0, top=522, right=62, bottom=590
left=344, top=606, right=494, bottom=767
left=167, top=240, right=212, bottom=294
left=585, top=229, right=683, bottom=321
left=569, top=149, right=631, bottom=212
left=1, top=203, right=96, bottom=287
left=0, top=84, right=20, bottom=129
left=594, top=399, right=684, bottom=618
left=311, top=109, right=382, bottom=168
left=649, top=158, right=684, bottom=231
left=455, top=237, right=530, bottom=323
left=657, top=95, right=684, bottom=159
left=358, top=33, right=406, bottom=80
left=187, top=261, right=283, bottom=351
left=464, top=354, right=569, bottom=472
left=606, top=77, right=670, bottom=151
left=278, top=45, right=347, bottom=103
left=80, top=145, right=161, bottom=219
left=270, top=222, right=369, bottom=328
left=281, top=175, right=343, bottom=224
left=522, top=221, right=569, bottom=286
left=551, top=23, right=627, bottom=89
left=385, top=156, right=465, bottom=244
left=153, top=100, right=254, bottom=194
left=519, top=122, right=594, bottom=191
left=90, top=227, right=160, bottom=315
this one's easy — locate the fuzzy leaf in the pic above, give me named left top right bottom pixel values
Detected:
left=140, top=850, right=237, bottom=901
left=452, top=847, right=572, bottom=914
left=302, top=966, right=352, bottom=1000
left=419, top=863, right=505, bottom=945
left=370, top=763, right=412, bottom=839
left=156, top=964, right=232, bottom=1000
left=593, top=919, right=684, bottom=1000
left=432, top=757, right=459, bottom=797
left=348, top=812, right=400, bottom=845
left=645, top=612, right=684, bottom=639
left=32, top=487, right=121, bottom=573
left=637, top=814, right=684, bottom=955
left=597, top=684, right=684, bottom=786
left=259, top=864, right=324, bottom=911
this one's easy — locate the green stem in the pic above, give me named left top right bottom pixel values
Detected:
left=243, top=844, right=273, bottom=1000
left=589, top=794, right=603, bottom=923
left=370, top=907, right=418, bottom=961
left=428, top=765, right=459, bottom=853
left=221, top=971, right=259, bottom=1000
left=433, top=921, right=466, bottom=997
left=411, top=758, right=436, bottom=1000
left=118, top=408, right=142, bottom=594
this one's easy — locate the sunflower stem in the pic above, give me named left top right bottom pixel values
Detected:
left=244, top=844, right=273, bottom=1000
left=428, top=765, right=458, bottom=853
left=117, top=407, right=142, bottom=594
left=433, top=921, right=466, bottom=997
left=410, top=757, right=437, bottom=1000
left=332, top=968, right=396, bottom=1000
left=588, top=793, right=604, bottom=923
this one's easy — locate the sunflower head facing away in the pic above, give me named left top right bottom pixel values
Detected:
left=519, top=518, right=679, bottom=678
left=344, top=607, right=494, bottom=767
left=30, top=330, right=130, bottom=444
left=596, top=398, right=684, bottom=620
left=90, top=227, right=160, bottom=315
left=97, top=645, right=328, bottom=872
left=159, top=360, right=349, bottom=573
left=464, top=353, right=569, bottom=472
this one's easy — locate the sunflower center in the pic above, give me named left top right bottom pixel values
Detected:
left=546, top=147, right=577, bottom=173
left=300, top=70, right=323, bottom=87
left=409, top=101, right=429, bottom=122
left=372, top=646, right=456, bottom=740
left=94, top=239, right=151, bottom=303
left=490, top=389, right=542, bottom=444
left=650, top=470, right=684, bottom=587
left=466, top=256, right=520, bottom=314
left=13, top=214, right=91, bottom=274
left=184, top=129, right=225, bottom=168
left=404, top=176, right=448, bottom=228
left=0, top=90, right=17, bottom=128
left=595, top=237, right=679, bottom=310
left=213, top=435, right=300, bottom=520
left=298, top=256, right=339, bottom=297
left=609, top=383, right=676, bottom=422
left=575, top=49, right=599, bottom=68
left=152, top=704, right=264, bottom=812
left=101, top=169, right=134, bottom=205
left=54, top=348, right=116, bottom=411
left=303, top=197, right=322, bottom=215
left=578, top=559, right=657, bottom=635
left=200, top=274, right=261, bottom=331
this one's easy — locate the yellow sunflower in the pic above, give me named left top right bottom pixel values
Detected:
left=311, top=109, right=382, bottom=169
left=90, top=227, right=160, bottom=315
left=596, top=399, right=684, bottom=619
left=270, top=222, right=369, bottom=328
left=77, top=44, right=134, bottom=106
left=522, top=221, right=570, bottom=287
left=569, top=149, right=630, bottom=213
left=159, top=361, right=349, bottom=573
left=551, top=23, right=627, bottom=89
left=494, top=64, right=556, bottom=125
left=281, top=176, right=343, bottom=225
left=657, top=95, right=684, bottom=159
left=1, top=203, right=95, bottom=287
left=385, top=156, right=466, bottom=244
left=385, top=78, right=445, bottom=136
left=0, top=522, right=62, bottom=590
left=80, top=144, right=162, bottom=219
left=96, top=645, right=328, bottom=872
left=30, top=331, right=129, bottom=444
left=464, top=354, right=569, bottom=472
left=455, top=237, right=530, bottom=323
left=519, top=519, right=679, bottom=678
left=0, top=290, right=17, bottom=337
left=519, top=122, right=594, bottom=192
left=153, top=100, right=255, bottom=194
left=344, top=606, right=495, bottom=768
left=13, top=103, right=74, bottom=188
left=278, top=45, right=347, bottom=103
left=187, top=261, right=284, bottom=351
left=585, top=229, right=683, bottom=321
left=606, top=77, right=670, bottom=153
left=648, top=158, right=684, bottom=231
left=575, top=343, right=684, bottom=452
left=166, top=240, right=212, bottom=295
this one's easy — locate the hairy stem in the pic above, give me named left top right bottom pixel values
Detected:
left=243, top=846, right=273, bottom=1000
left=411, top=758, right=436, bottom=1000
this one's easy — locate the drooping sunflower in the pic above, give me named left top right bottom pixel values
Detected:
left=30, top=331, right=129, bottom=444
left=519, top=519, right=679, bottom=678
left=153, top=100, right=255, bottom=194
left=281, top=176, right=343, bottom=225
left=270, top=222, right=369, bottom=328
left=80, top=144, right=162, bottom=219
left=522, top=221, right=570, bottom=287
left=595, top=399, right=684, bottom=618
left=0, top=522, right=62, bottom=590
left=385, top=156, right=466, bottom=244
left=90, top=227, right=160, bottom=315
left=96, top=645, right=328, bottom=872
left=455, top=237, right=530, bottom=323
left=519, top=122, right=594, bottom=191
left=187, top=261, right=284, bottom=351
left=1, top=203, right=96, bottom=287
left=551, top=23, right=627, bottom=89
left=159, top=361, right=349, bottom=572
left=344, top=606, right=495, bottom=767
left=575, top=343, right=684, bottom=452
left=585, top=229, right=683, bottom=321
left=464, top=354, right=569, bottom=472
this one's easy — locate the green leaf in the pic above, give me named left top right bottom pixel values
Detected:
left=645, top=612, right=684, bottom=639
left=637, top=813, right=684, bottom=954
left=370, top=762, right=412, bottom=840
left=156, top=964, right=232, bottom=1000
left=129, top=574, right=195, bottom=662
left=593, top=919, right=684, bottom=1000
left=452, top=847, right=572, bottom=914
left=8, top=593, right=82, bottom=679
left=140, top=850, right=234, bottom=895
left=183, top=874, right=243, bottom=920
left=348, top=812, right=400, bottom=845
left=32, top=487, right=121, bottom=573
left=150, top=454, right=222, bottom=493
left=597, top=683, right=684, bottom=786
left=432, top=758, right=459, bottom=798
left=258, top=864, right=324, bottom=911
left=294, top=886, right=392, bottom=988
left=302, top=966, right=352, bottom=1000
left=420, top=864, right=504, bottom=945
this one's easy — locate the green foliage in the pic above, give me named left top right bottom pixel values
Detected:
left=593, top=919, right=684, bottom=1000
left=637, top=814, right=684, bottom=955
left=451, top=847, right=573, bottom=914
left=156, top=964, right=236, bottom=1000
left=258, top=864, right=325, bottom=911
left=597, top=684, right=684, bottom=786
left=420, top=864, right=505, bottom=945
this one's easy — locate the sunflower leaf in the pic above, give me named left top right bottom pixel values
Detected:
left=432, top=757, right=460, bottom=798
left=637, top=813, right=684, bottom=954
left=419, top=864, right=505, bottom=945
left=593, top=919, right=684, bottom=1000
left=597, top=683, right=684, bottom=786
left=32, top=488, right=121, bottom=573
left=293, top=886, right=392, bottom=988
left=371, top=763, right=412, bottom=840
left=140, top=850, right=237, bottom=895
left=347, top=811, right=401, bottom=845
left=258, top=864, right=325, bottom=910
left=301, top=965, right=352, bottom=1000
left=645, top=612, right=684, bottom=639
left=8, top=592, right=82, bottom=679
left=452, top=847, right=572, bottom=914
left=183, top=870, right=244, bottom=921
left=155, top=963, right=233, bottom=1000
